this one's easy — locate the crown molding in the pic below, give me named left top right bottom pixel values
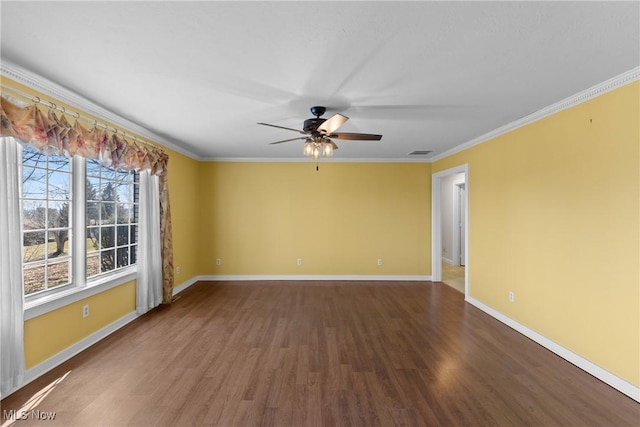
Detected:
left=3, top=59, right=637, bottom=164
left=430, top=66, right=640, bottom=162
left=201, top=156, right=432, bottom=163
left=0, top=60, right=200, bottom=160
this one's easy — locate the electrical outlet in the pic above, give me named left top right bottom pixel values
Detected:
left=509, top=291, right=515, bottom=303
left=297, top=258, right=302, bottom=266
left=176, top=266, right=181, bottom=275
left=83, top=305, right=90, bottom=318
left=377, top=258, right=383, bottom=266
left=216, top=258, right=221, bottom=265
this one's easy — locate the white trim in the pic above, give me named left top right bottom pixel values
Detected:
left=195, top=274, right=432, bottom=282
left=430, top=67, right=640, bottom=162
left=451, top=178, right=466, bottom=267
left=431, top=164, right=469, bottom=296
left=3, top=311, right=140, bottom=399
left=7, top=276, right=199, bottom=399
left=172, top=276, right=200, bottom=296
left=3, top=62, right=637, bottom=164
left=442, top=257, right=454, bottom=265
left=24, top=269, right=137, bottom=321
left=72, top=156, right=86, bottom=292
left=0, top=60, right=198, bottom=160
left=465, top=296, right=640, bottom=403
left=200, top=157, right=432, bottom=163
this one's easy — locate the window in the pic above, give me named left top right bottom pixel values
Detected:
left=19, top=142, right=138, bottom=298
left=86, top=159, right=139, bottom=279
left=21, top=145, right=73, bottom=295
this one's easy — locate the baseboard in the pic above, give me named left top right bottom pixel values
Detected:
left=195, top=274, right=432, bottom=282
left=172, top=276, right=201, bottom=296
left=5, top=277, right=202, bottom=399
left=465, top=296, right=640, bottom=403
left=442, top=257, right=454, bottom=265
left=3, top=311, right=140, bottom=399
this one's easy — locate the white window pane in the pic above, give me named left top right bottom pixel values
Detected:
left=47, top=154, right=70, bottom=172
left=87, top=252, right=100, bottom=278
left=24, top=263, right=46, bottom=295
left=86, top=159, right=102, bottom=177
left=100, top=203, right=116, bottom=224
left=117, top=183, right=131, bottom=203
left=48, top=170, right=71, bottom=200
left=23, top=200, right=46, bottom=229
left=22, top=151, right=140, bottom=293
left=87, top=202, right=100, bottom=225
left=117, top=204, right=133, bottom=224
left=100, top=182, right=116, bottom=202
left=47, top=258, right=70, bottom=288
left=22, top=145, right=46, bottom=167
left=86, top=175, right=99, bottom=194
left=23, top=231, right=46, bottom=263
left=47, top=201, right=69, bottom=228
left=100, top=249, right=115, bottom=273
left=22, top=167, right=47, bottom=198
left=101, top=168, right=116, bottom=181
left=116, top=225, right=130, bottom=245
left=101, top=226, right=116, bottom=248
left=117, top=247, right=129, bottom=268
left=20, top=144, right=75, bottom=297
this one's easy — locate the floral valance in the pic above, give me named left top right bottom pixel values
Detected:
left=1, top=92, right=174, bottom=304
left=0, top=95, right=168, bottom=176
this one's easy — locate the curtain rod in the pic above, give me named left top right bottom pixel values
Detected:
left=0, top=83, right=164, bottom=152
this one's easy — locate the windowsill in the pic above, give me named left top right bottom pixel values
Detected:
left=24, top=267, right=138, bottom=321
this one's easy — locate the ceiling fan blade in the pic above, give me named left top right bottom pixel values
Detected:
left=317, top=113, right=348, bottom=134
left=257, top=122, right=307, bottom=135
left=329, top=132, right=382, bottom=141
left=269, top=137, right=308, bottom=145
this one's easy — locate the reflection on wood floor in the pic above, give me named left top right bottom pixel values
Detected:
left=442, top=262, right=465, bottom=293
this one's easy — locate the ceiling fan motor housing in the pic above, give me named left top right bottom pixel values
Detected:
left=309, top=106, right=326, bottom=117
left=303, top=117, right=326, bottom=133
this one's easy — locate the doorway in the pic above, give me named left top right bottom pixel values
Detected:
left=455, top=182, right=465, bottom=267
left=432, top=165, right=469, bottom=296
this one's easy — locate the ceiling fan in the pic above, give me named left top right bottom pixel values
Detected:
left=257, top=106, right=382, bottom=159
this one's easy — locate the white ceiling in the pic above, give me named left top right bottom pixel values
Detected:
left=1, top=1, right=639, bottom=161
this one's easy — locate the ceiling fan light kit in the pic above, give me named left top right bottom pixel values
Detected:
left=258, top=106, right=382, bottom=163
left=303, top=137, right=335, bottom=159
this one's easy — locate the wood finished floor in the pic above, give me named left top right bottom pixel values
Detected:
left=2, top=281, right=638, bottom=426
left=441, top=263, right=465, bottom=294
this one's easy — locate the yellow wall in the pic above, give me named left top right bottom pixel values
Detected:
left=433, top=81, right=640, bottom=386
left=24, top=281, right=135, bottom=368
left=197, top=162, right=431, bottom=276
left=166, top=148, right=201, bottom=282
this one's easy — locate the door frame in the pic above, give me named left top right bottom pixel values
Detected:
left=432, top=164, right=469, bottom=295
left=453, top=181, right=465, bottom=267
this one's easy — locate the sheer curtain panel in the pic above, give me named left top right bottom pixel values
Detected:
left=137, top=170, right=163, bottom=314
left=0, top=137, right=26, bottom=397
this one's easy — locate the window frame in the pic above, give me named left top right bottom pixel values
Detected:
left=20, top=145, right=74, bottom=298
left=20, top=148, right=138, bottom=319
left=85, top=157, right=139, bottom=280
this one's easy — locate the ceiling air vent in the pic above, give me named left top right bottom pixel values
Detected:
left=408, top=150, right=432, bottom=156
